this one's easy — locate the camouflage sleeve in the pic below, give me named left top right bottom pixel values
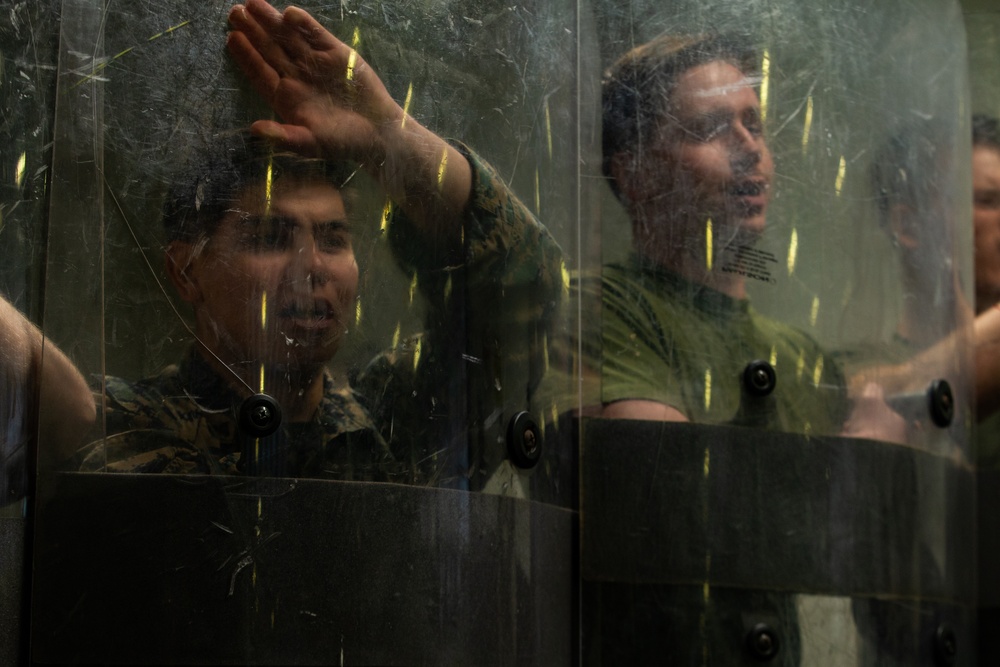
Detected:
left=385, top=143, right=564, bottom=314
left=75, top=371, right=226, bottom=475
left=357, top=145, right=565, bottom=489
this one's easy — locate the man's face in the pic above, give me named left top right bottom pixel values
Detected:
left=973, top=145, right=1000, bottom=308
left=633, top=60, right=774, bottom=238
left=183, top=178, right=358, bottom=369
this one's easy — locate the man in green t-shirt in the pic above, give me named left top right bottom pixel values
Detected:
left=593, top=34, right=849, bottom=434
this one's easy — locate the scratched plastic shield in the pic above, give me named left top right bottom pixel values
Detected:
left=590, top=0, right=973, bottom=450
left=0, top=1, right=61, bottom=664
left=966, top=1, right=1000, bottom=663
left=25, top=0, right=582, bottom=663
left=581, top=0, right=975, bottom=664
left=2, top=0, right=981, bottom=664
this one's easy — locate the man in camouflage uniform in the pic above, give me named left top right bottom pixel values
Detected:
left=76, top=0, right=561, bottom=485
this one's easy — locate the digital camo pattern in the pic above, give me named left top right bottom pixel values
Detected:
left=78, top=349, right=402, bottom=481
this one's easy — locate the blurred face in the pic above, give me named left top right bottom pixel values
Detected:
left=183, top=178, right=358, bottom=369
left=631, top=60, right=773, bottom=239
left=974, top=145, right=1000, bottom=309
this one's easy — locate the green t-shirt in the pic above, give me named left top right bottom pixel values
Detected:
left=596, top=256, right=848, bottom=435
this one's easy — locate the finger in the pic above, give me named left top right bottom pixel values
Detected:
left=250, top=120, right=320, bottom=157
left=243, top=0, right=326, bottom=66
left=226, top=32, right=281, bottom=102
left=230, top=1, right=298, bottom=78
left=283, top=6, right=344, bottom=52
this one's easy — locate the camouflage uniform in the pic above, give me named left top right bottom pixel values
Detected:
left=80, top=352, right=397, bottom=480
left=79, top=147, right=563, bottom=486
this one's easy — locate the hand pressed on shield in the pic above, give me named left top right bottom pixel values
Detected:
left=227, top=0, right=472, bottom=232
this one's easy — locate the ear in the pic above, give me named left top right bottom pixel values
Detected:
left=165, top=240, right=202, bottom=303
left=609, top=150, right=642, bottom=204
left=887, top=203, right=920, bottom=251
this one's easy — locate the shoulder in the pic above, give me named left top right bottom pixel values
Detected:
left=749, top=309, right=826, bottom=352
left=99, top=365, right=183, bottom=416
left=599, top=262, right=689, bottom=342
left=319, top=371, right=385, bottom=436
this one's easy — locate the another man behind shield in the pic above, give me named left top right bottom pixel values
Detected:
left=594, top=34, right=848, bottom=433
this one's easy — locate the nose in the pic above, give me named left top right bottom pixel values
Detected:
left=292, top=232, right=331, bottom=288
left=730, top=122, right=763, bottom=172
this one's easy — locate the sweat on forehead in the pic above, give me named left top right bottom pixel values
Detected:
left=601, top=33, right=759, bottom=195
left=161, top=132, right=356, bottom=243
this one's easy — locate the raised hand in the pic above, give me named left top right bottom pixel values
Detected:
left=227, top=0, right=398, bottom=163
left=227, top=0, right=471, bottom=228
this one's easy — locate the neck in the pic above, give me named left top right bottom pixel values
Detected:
left=195, top=341, right=327, bottom=422
left=632, top=224, right=748, bottom=299
left=977, top=289, right=1000, bottom=315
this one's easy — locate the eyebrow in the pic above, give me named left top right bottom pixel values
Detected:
left=238, top=215, right=351, bottom=230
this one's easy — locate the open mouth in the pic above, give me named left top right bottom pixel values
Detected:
left=729, top=180, right=767, bottom=198
left=279, top=300, right=335, bottom=329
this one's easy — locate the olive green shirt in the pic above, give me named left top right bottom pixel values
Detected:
left=597, top=255, right=848, bottom=434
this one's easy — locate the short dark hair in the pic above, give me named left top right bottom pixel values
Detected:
left=973, top=113, right=1000, bottom=153
left=162, top=131, right=358, bottom=243
left=601, top=33, right=758, bottom=200
left=871, top=120, right=950, bottom=218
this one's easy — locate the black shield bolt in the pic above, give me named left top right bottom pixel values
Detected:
left=747, top=623, right=779, bottom=661
left=934, top=624, right=957, bottom=666
left=928, top=379, right=954, bottom=428
left=743, top=360, right=777, bottom=397
left=507, top=411, right=542, bottom=469
left=238, top=393, right=283, bottom=438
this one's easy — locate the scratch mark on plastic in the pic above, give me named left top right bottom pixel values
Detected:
left=401, top=82, right=413, bottom=128
left=705, top=218, right=713, bottom=270
left=759, top=50, right=771, bottom=122
left=834, top=156, right=847, bottom=195
left=787, top=228, right=798, bottom=276
left=801, top=96, right=813, bottom=154
left=346, top=28, right=360, bottom=80
left=71, top=20, right=190, bottom=88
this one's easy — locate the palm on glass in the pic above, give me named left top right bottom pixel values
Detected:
left=227, top=0, right=471, bottom=230
left=227, top=0, right=399, bottom=162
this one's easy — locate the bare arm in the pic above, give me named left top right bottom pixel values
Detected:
left=847, top=307, right=999, bottom=420
left=227, top=0, right=471, bottom=242
left=601, top=399, right=689, bottom=422
left=0, top=296, right=95, bottom=467
left=974, top=306, right=1000, bottom=418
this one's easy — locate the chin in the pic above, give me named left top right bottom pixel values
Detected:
left=733, top=209, right=767, bottom=240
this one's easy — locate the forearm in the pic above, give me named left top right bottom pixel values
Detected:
left=389, top=145, right=561, bottom=288
left=0, top=296, right=95, bottom=464
left=975, top=306, right=1000, bottom=417
left=372, top=118, right=472, bottom=245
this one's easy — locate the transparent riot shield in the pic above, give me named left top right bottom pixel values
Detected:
left=965, top=2, right=1000, bottom=663
left=3, top=0, right=983, bottom=664
left=581, top=0, right=975, bottom=664
left=0, top=2, right=61, bottom=664
left=23, top=0, right=580, bottom=663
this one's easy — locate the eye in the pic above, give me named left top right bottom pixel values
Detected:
left=239, top=217, right=293, bottom=251
left=315, top=224, right=351, bottom=252
left=743, top=109, right=764, bottom=137
left=688, top=117, right=730, bottom=142
left=975, top=191, right=1000, bottom=210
